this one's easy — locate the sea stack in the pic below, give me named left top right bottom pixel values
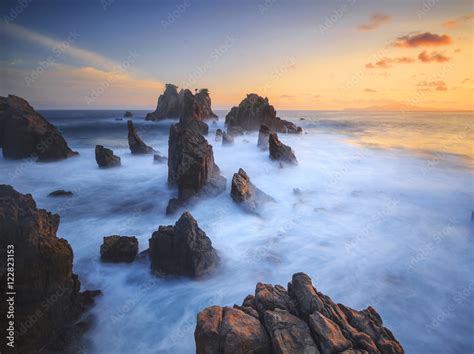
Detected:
left=0, top=184, right=100, bottom=352
left=95, top=145, right=121, bottom=168
left=231, top=168, right=275, bottom=213
left=269, top=133, right=297, bottom=165
left=127, top=120, right=154, bottom=154
left=0, top=95, right=77, bottom=161
left=195, top=272, right=404, bottom=354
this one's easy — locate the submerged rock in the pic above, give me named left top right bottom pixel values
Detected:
left=95, top=145, right=121, bottom=168
left=231, top=168, right=275, bottom=214
left=149, top=212, right=219, bottom=278
left=222, top=132, right=234, bottom=146
left=269, top=133, right=297, bottom=165
left=127, top=120, right=154, bottom=154
left=124, top=111, right=133, bottom=117
left=48, top=189, right=74, bottom=197
left=100, top=235, right=138, bottom=263
left=257, top=124, right=271, bottom=150
left=195, top=272, right=404, bottom=354
left=153, top=152, right=167, bottom=164
left=0, top=184, right=100, bottom=353
left=225, top=93, right=302, bottom=134
left=146, top=84, right=217, bottom=121
left=0, top=95, right=77, bottom=161
left=215, top=128, right=223, bottom=141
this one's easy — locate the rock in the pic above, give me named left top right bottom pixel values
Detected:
left=100, top=235, right=138, bottom=263
left=165, top=197, right=181, bottom=215
left=222, top=132, right=234, bottom=146
left=215, top=128, right=223, bottom=141
left=149, top=211, right=219, bottom=278
left=127, top=120, right=154, bottom=154
left=269, top=133, right=297, bottom=165
left=195, top=272, right=405, bottom=354
left=48, top=190, right=73, bottom=197
left=124, top=111, right=133, bottom=117
left=257, top=124, right=271, bottom=150
left=0, top=95, right=77, bottom=161
left=146, top=84, right=217, bottom=121
left=225, top=93, right=302, bottom=134
left=153, top=153, right=167, bottom=164
left=95, top=145, right=121, bottom=168
left=231, top=168, right=275, bottom=214
left=0, top=185, right=100, bottom=353
left=195, top=306, right=271, bottom=354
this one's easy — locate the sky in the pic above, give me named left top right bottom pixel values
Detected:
left=0, top=0, right=472, bottom=110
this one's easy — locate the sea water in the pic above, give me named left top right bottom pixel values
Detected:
left=0, top=110, right=472, bottom=353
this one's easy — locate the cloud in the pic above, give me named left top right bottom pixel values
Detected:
left=393, top=32, right=452, bottom=47
left=365, top=57, right=415, bottom=68
left=358, top=13, right=391, bottom=31
left=364, top=88, right=377, bottom=92
left=418, top=51, right=450, bottom=63
left=443, top=13, right=474, bottom=28
left=417, top=80, right=447, bottom=91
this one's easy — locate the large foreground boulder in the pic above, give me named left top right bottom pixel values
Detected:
left=146, top=84, right=217, bottom=121
left=0, top=185, right=100, bottom=353
left=149, top=212, right=219, bottom=278
left=231, top=168, right=274, bottom=214
left=95, top=145, right=121, bottom=168
left=0, top=95, right=77, bottom=161
left=127, top=120, right=154, bottom=154
left=225, top=94, right=302, bottom=134
left=100, top=235, right=138, bottom=263
left=195, top=272, right=404, bottom=354
left=269, top=133, right=297, bottom=165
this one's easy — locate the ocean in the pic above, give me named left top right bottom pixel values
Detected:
left=1, top=110, right=473, bottom=353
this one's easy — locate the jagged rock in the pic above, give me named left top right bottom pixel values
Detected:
left=165, top=198, right=181, bottom=215
left=127, top=120, right=154, bottom=154
left=48, top=190, right=73, bottom=197
left=149, top=212, right=219, bottom=278
left=146, top=84, right=217, bottom=121
left=225, top=94, right=302, bottom=134
left=222, top=132, right=234, bottom=146
left=124, top=111, right=133, bottom=117
left=258, top=125, right=271, bottom=150
left=95, top=145, right=121, bottom=168
left=195, top=306, right=271, bottom=354
left=195, top=273, right=404, bottom=354
left=215, top=129, right=223, bottom=141
left=153, top=153, right=167, bottom=164
left=269, top=133, right=297, bottom=165
left=231, top=168, right=275, bottom=214
left=100, top=235, right=138, bottom=263
left=0, top=185, right=100, bottom=353
left=0, top=95, right=77, bottom=161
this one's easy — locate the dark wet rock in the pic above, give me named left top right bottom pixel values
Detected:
left=146, top=84, right=216, bottom=121
left=165, top=197, right=182, bottom=215
left=149, top=212, right=219, bottom=278
left=153, top=152, right=167, bottom=164
left=127, top=120, right=154, bottom=154
left=48, top=190, right=73, bottom=197
left=95, top=145, right=121, bottom=168
left=0, top=185, right=100, bottom=353
left=293, top=188, right=302, bottom=196
left=222, top=132, right=234, bottom=146
left=0, top=95, right=77, bottom=161
left=231, top=168, right=275, bottom=214
left=124, top=111, right=133, bottom=117
left=258, top=124, right=271, bottom=150
left=215, top=128, right=223, bottom=141
left=300, top=117, right=306, bottom=121
left=269, top=133, right=297, bottom=165
left=100, top=235, right=138, bottom=263
left=225, top=93, right=302, bottom=134
left=195, top=272, right=404, bottom=354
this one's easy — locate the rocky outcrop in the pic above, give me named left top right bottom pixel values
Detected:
left=149, top=212, right=219, bottom=278
left=222, top=132, right=234, bottom=146
left=100, top=235, right=138, bottom=263
left=146, top=84, right=217, bottom=121
left=48, top=190, right=73, bottom=197
left=215, top=129, right=223, bottom=142
left=127, top=120, right=154, bottom=154
left=0, top=185, right=100, bottom=353
left=167, top=91, right=226, bottom=212
left=195, top=272, right=404, bottom=354
left=257, top=124, right=271, bottom=150
left=231, top=168, right=274, bottom=214
left=269, top=133, right=297, bottom=165
left=95, top=145, right=121, bottom=168
left=225, top=94, right=302, bottom=134
left=124, top=111, right=133, bottom=117
left=0, top=95, right=77, bottom=161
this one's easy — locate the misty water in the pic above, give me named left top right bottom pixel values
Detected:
left=1, top=110, right=473, bottom=353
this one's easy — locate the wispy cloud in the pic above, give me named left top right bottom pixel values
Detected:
left=417, top=80, right=447, bottom=91
left=358, top=13, right=391, bottom=31
left=393, top=32, right=452, bottom=48
left=418, top=51, right=450, bottom=63
left=365, top=57, right=415, bottom=69
left=364, top=88, right=377, bottom=92
left=443, top=13, right=474, bottom=28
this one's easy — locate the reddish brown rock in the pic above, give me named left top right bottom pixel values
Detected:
left=231, top=168, right=274, bottom=214
left=100, top=235, right=138, bottom=263
left=0, top=185, right=100, bottom=353
left=0, top=95, right=77, bottom=161
left=95, top=145, right=121, bottom=168
left=127, top=120, right=154, bottom=154
left=269, top=133, right=297, bottom=165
